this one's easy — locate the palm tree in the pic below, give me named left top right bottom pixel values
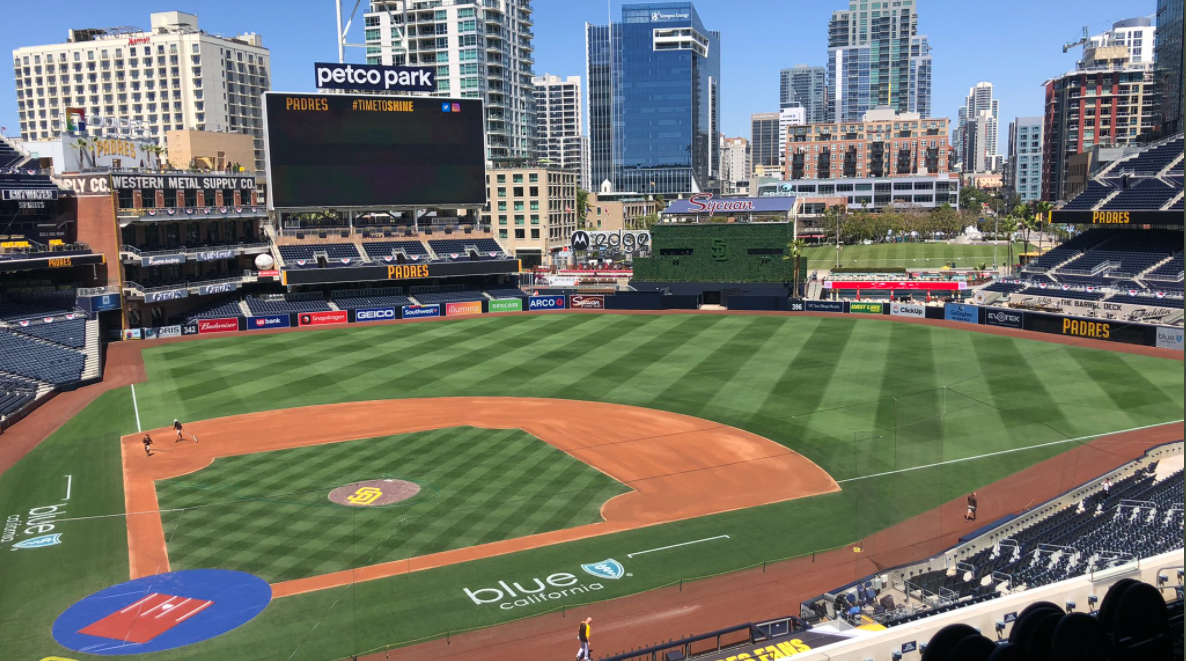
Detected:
left=784, top=238, right=809, bottom=298
left=1034, top=200, right=1054, bottom=253
left=143, top=144, right=167, bottom=171
left=72, top=138, right=92, bottom=170
left=998, top=215, right=1020, bottom=273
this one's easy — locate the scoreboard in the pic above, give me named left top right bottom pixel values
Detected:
left=263, top=92, right=486, bottom=209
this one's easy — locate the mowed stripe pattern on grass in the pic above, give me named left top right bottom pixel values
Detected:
left=156, top=427, right=628, bottom=582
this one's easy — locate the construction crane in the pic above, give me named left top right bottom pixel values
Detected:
left=1062, top=26, right=1090, bottom=53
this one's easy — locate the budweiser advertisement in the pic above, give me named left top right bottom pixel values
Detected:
left=198, top=318, right=239, bottom=334
left=824, top=281, right=968, bottom=291
left=298, top=310, right=349, bottom=326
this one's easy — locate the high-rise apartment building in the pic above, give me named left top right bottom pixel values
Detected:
left=955, top=82, right=999, bottom=172
left=11, top=11, right=270, bottom=171
left=480, top=166, right=576, bottom=267
left=1006, top=116, right=1043, bottom=202
left=533, top=74, right=588, bottom=189
left=1155, top=0, right=1183, bottom=134
left=750, top=111, right=781, bottom=178
left=1040, top=18, right=1160, bottom=201
left=365, top=0, right=536, bottom=161
left=779, top=64, right=826, bottom=123
left=778, top=107, right=806, bottom=170
left=1083, top=17, right=1155, bottom=66
left=720, top=135, right=749, bottom=192
left=783, top=107, right=950, bottom=180
left=586, top=2, right=720, bottom=195
left=825, top=0, right=932, bottom=123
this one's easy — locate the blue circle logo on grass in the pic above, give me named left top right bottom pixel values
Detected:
left=53, top=569, right=271, bottom=655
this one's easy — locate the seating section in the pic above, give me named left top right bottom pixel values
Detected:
left=1024, top=232, right=1110, bottom=271
left=1116, top=136, right=1183, bottom=174
left=1057, top=230, right=1179, bottom=278
left=428, top=239, right=506, bottom=260
left=1063, top=180, right=1116, bottom=210
left=0, top=141, right=26, bottom=169
left=1017, top=287, right=1105, bottom=301
left=245, top=296, right=332, bottom=316
left=183, top=298, right=244, bottom=321
left=278, top=243, right=362, bottom=267
left=412, top=289, right=484, bottom=305
left=362, top=241, right=430, bottom=260
left=1145, top=253, right=1184, bottom=282
left=983, top=281, right=1026, bottom=294
left=332, top=292, right=412, bottom=309
left=0, top=331, right=85, bottom=384
left=1106, top=292, right=1185, bottom=309
left=0, top=299, right=77, bottom=322
left=1100, top=179, right=1178, bottom=210
left=484, top=287, right=526, bottom=299
left=10, top=319, right=88, bottom=348
left=0, top=376, right=37, bottom=420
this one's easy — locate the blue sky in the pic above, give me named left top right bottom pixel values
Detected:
left=1, top=0, right=1157, bottom=153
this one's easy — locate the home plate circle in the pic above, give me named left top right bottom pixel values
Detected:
left=329, top=479, right=420, bottom=507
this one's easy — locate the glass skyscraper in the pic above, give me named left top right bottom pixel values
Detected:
left=826, top=0, right=932, bottom=123
left=586, top=2, right=720, bottom=195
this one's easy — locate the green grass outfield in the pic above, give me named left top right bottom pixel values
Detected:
left=0, top=313, right=1180, bottom=661
left=803, top=242, right=1026, bottom=269
left=159, top=427, right=628, bottom=582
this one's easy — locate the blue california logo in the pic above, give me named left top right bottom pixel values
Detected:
left=12, top=533, right=62, bottom=550
left=581, top=559, right=625, bottom=580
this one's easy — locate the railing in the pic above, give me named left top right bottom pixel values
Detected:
left=1144, top=271, right=1185, bottom=283
left=76, top=284, right=120, bottom=296
left=119, top=242, right=270, bottom=257
left=124, top=274, right=256, bottom=295
left=1059, top=260, right=1116, bottom=277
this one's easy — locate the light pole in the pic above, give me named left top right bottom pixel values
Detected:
left=993, top=214, right=998, bottom=271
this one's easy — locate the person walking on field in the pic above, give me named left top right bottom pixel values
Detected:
left=143, top=433, right=154, bottom=457
left=575, top=616, right=592, bottom=660
left=964, top=491, right=978, bottom=523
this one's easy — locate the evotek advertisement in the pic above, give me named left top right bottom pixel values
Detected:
left=264, top=92, right=486, bottom=209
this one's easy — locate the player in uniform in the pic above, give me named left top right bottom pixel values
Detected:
left=143, top=433, right=154, bottom=456
left=575, top=616, right=592, bottom=660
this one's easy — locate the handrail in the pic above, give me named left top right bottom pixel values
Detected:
left=120, top=242, right=270, bottom=257
left=76, top=285, right=120, bottom=296
left=124, top=274, right=254, bottom=294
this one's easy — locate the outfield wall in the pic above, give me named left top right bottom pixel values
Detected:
left=120, top=295, right=1182, bottom=351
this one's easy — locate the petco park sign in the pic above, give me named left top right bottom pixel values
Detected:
left=313, top=62, right=435, bottom=93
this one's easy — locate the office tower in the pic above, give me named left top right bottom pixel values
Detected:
left=720, top=135, right=750, bottom=192
left=779, top=64, right=826, bottom=123
left=825, top=0, right=932, bottom=122
left=955, top=82, right=999, bottom=172
left=1006, top=116, right=1043, bottom=201
left=365, top=0, right=537, bottom=160
left=750, top=111, right=781, bottom=178
left=1155, top=0, right=1183, bottom=134
left=586, top=2, right=720, bottom=195
left=533, top=74, right=588, bottom=189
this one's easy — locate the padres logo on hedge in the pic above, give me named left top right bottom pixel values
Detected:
left=346, top=487, right=384, bottom=506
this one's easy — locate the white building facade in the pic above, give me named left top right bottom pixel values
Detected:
left=720, top=135, right=750, bottom=193
left=532, top=74, right=588, bottom=189
left=364, top=0, right=536, bottom=161
left=1084, top=17, right=1156, bottom=66
left=12, top=11, right=270, bottom=172
left=1006, top=116, right=1043, bottom=202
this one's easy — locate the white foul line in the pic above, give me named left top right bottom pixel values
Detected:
left=130, top=384, right=142, bottom=432
left=627, top=535, right=731, bottom=558
left=837, top=419, right=1184, bottom=485
left=64, top=474, right=72, bottom=501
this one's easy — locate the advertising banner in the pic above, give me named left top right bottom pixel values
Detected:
left=488, top=298, right=523, bottom=313
left=156, top=325, right=182, bottom=339
left=445, top=300, right=483, bottom=316
left=1155, top=327, right=1184, bottom=351
left=1023, top=311, right=1152, bottom=346
left=825, top=281, right=967, bottom=291
left=890, top=302, right=927, bottom=318
left=197, top=318, right=239, bottom=334
left=122, top=328, right=142, bottom=340
left=197, top=282, right=240, bottom=296
left=245, top=315, right=291, bottom=331
left=569, top=294, right=606, bottom=309
left=181, top=322, right=200, bottom=336
left=143, top=289, right=189, bottom=304
left=983, top=308, right=1024, bottom=329
left=402, top=304, right=441, bottom=319
left=195, top=250, right=236, bottom=262
left=144, top=328, right=158, bottom=340
left=282, top=259, right=520, bottom=285
left=528, top=295, right=567, bottom=312
left=848, top=301, right=886, bottom=314
left=354, top=307, right=397, bottom=322
left=79, top=293, right=121, bottom=313
left=297, top=310, right=348, bottom=327
left=140, top=253, right=186, bottom=267
left=944, top=303, right=981, bottom=324
left=805, top=300, right=846, bottom=313
left=1050, top=209, right=1183, bottom=226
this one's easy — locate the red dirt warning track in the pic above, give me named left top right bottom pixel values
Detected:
left=118, top=397, right=839, bottom=596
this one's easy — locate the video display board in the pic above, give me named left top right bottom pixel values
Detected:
left=263, top=92, right=486, bottom=209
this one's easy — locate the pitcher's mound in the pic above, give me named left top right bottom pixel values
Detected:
left=329, top=479, right=420, bottom=507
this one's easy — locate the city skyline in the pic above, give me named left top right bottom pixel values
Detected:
left=0, top=0, right=1162, bottom=157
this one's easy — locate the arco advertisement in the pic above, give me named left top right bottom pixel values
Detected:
left=445, top=301, right=483, bottom=316
left=528, top=295, right=567, bottom=311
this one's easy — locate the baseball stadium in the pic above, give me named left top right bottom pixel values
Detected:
left=0, top=84, right=1183, bottom=661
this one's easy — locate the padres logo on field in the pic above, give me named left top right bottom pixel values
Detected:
left=328, top=479, right=421, bottom=507
left=346, top=486, right=384, bottom=506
